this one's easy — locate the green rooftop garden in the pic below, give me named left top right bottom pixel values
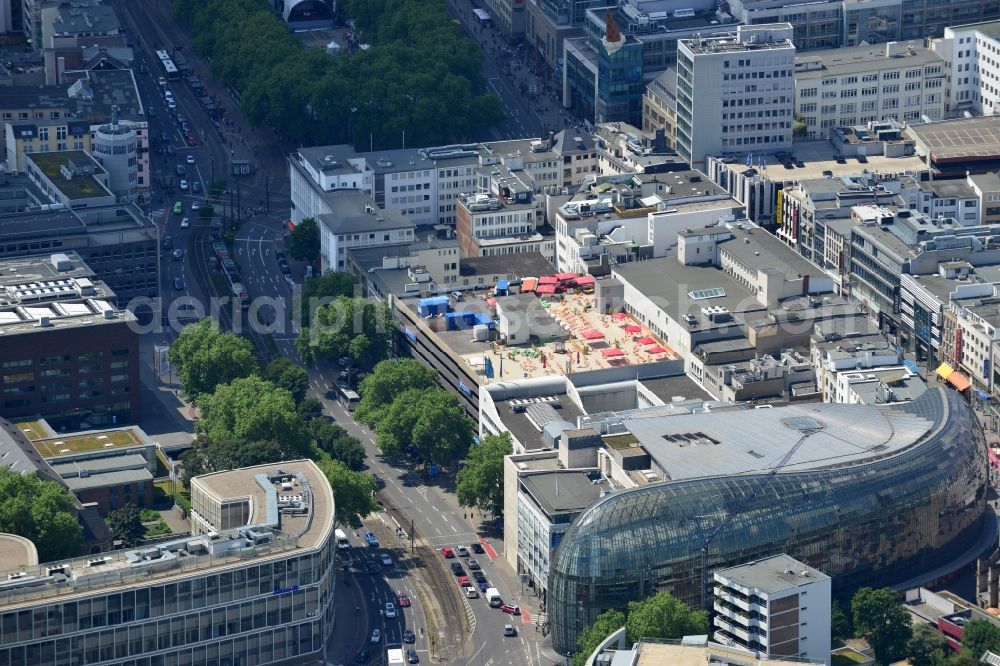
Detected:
left=28, top=151, right=110, bottom=200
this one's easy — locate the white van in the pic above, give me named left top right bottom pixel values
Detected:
left=335, top=528, right=350, bottom=550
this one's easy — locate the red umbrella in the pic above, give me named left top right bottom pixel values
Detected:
left=624, top=324, right=642, bottom=333
left=636, top=336, right=656, bottom=345
left=612, top=312, right=629, bottom=321
left=581, top=329, right=605, bottom=340
left=601, top=348, right=626, bottom=358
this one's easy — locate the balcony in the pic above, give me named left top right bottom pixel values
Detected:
left=716, top=588, right=768, bottom=615
left=715, top=617, right=752, bottom=643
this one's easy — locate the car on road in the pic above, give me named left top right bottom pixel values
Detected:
left=160, top=131, right=170, bottom=142
left=173, top=277, right=184, bottom=291
left=478, top=580, right=489, bottom=593
left=179, top=179, right=188, bottom=191
left=370, top=629, right=381, bottom=644
left=172, top=201, right=183, bottom=214
left=190, top=201, right=200, bottom=211
left=166, top=145, right=176, bottom=156
left=278, top=262, right=290, bottom=274
left=365, top=561, right=380, bottom=574
left=186, top=154, right=195, bottom=165
left=162, top=234, right=173, bottom=248
left=180, top=217, right=191, bottom=228
left=470, top=543, right=484, bottom=554
left=384, top=602, right=396, bottom=618
left=158, top=76, right=167, bottom=86
left=192, top=181, right=201, bottom=193
left=171, top=248, right=184, bottom=261
left=455, top=546, right=469, bottom=557
left=167, top=100, right=176, bottom=111
left=176, top=164, right=186, bottom=176
left=397, top=593, right=411, bottom=607
left=186, top=132, right=199, bottom=146
left=380, top=553, right=393, bottom=567
left=352, top=650, right=369, bottom=664
left=451, top=290, right=464, bottom=301
left=457, top=575, right=469, bottom=587
left=464, top=586, right=478, bottom=598
left=450, top=563, right=464, bottom=576
left=471, top=571, right=487, bottom=583
left=441, top=547, right=454, bottom=558
left=284, top=275, right=296, bottom=289
left=467, top=558, right=480, bottom=570
left=364, top=531, right=379, bottom=547
left=504, top=624, right=516, bottom=637
left=500, top=604, right=521, bottom=615
left=403, top=629, right=415, bottom=644
left=407, top=649, right=419, bottom=664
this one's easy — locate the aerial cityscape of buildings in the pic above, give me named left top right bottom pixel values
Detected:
left=4, top=0, right=1000, bottom=665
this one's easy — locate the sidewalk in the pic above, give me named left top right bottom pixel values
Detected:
left=324, top=569, right=368, bottom=665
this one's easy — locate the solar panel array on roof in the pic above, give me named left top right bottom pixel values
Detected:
left=525, top=403, right=561, bottom=431
left=689, top=287, right=726, bottom=300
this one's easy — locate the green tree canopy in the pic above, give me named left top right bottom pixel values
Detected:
left=832, top=600, right=853, bottom=643
left=287, top=217, right=320, bottom=262
left=106, top=503, right=145, bottom=548
left=624, top=591, right=710, bottom=646
left=321, top=459, right=378, bottom=529
left=571, top=609, right=627, bottom=666
left=0, top=467, right=83, bottom=561
left=355, top=359, right=437, bottom=425
left=298, top=271, right=358, bottom=328
left=960, top=619, right=1000, bottom=660
left=264, top=357, right=309, bottom=404
left=907, top=623, right=948, bottom=666
left=297, top=397, right=324, bottom=422
left=197, top=375, right=311, bottom=458
left=295, top=296, right=394, bottom=368
left=456, top=432, right=513, bottom=518
left=311, top=419, right=366, bottom=470
left=168, top=319, right=258, bottom=402
left=180, top=436, right=286, bottom=485
left=852, top=587, right=912, bottom=666
left=374, top=388, right=473, bottom=464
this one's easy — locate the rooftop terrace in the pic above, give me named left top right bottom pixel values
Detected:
left=33, top=427, right=146, bottom=459
left=26, top=151, right=111, bottom=201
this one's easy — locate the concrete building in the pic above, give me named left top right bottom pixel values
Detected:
left=22, top=150, right=115, bottom=207
left=793, top=40, right=947, bottom=140
left=713, top=554, right=832, bottom=664
left=4, top=118, right=92, bottom=172
left=969, top=173, right=1000, bottom=225
left=933, top=21, right=1000, bottom=118
left=642, top=68, right=678, bottom=145
left=315, top=190, right=415, bottom=273
left=0, top=252, right=139, bottom=430
left=0, top=204, right=159, bottom=305
left=481, top=0, right=525, bottom=39
left=39, top=2, right=124, bottom=84
left=675, top=24, right=796, bottom=168
left=905, top=116, right=1000, bottom=178
left=588, top=634, right=824, bottom=666
left=0, top=459, right=338, bottom=666
left=91, top=116, right=138, bottom=203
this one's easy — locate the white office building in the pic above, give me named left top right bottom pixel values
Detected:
left=714, top=554, right=832, bottom=665
left=676, top=24, right=796, bottom=168
left=794, top=40, right=947, bottom=139
left=933, top=21, right=1000, bottom=117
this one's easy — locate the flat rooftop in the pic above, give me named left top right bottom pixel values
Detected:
left=620, top=389, right=939, bottom=481
left=632, top=641, right=817, bottom=666
left=0, top=204, right=155, bottom=243
left=495, top=393, right=584, bottom=452
left=0, top=460, right=334, bottom=608
left=520, top=471, right=604, bottom=517
left=26, top=151, right=111, bottom=200
left=711, top=140, right=927, bottom=180
left=907, top=117, right=1000, bottom=160
left=0, top=535, right=37, bottom=572
left=716, top=553, right=830, bottom=594
left=722, top=227, right=827, bottom=280
left=33, top=427, right=148, bottom=459
left=794, top=40, right=944, bottom=79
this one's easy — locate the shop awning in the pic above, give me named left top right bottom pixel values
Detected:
left=947, top=372, right=972, bottom=392
left=936, top=362, right=954, bottom=380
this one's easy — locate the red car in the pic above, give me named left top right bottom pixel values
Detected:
left=441, top=547, right=455, bottom=558
left=185, top=133, right=199, bottom=146
left=397, top=593, right=411, bottom=608
left=500, top=604, right=521, bottom=616
left=457, top=576, right=469, bottom=587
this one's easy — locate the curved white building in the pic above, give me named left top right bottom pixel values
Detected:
left=92, top=121, right=137, bottom=203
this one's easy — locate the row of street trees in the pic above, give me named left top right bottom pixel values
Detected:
left=170, top=0, right=504, bottom=148
left=169, top=320, right=377, bottom=528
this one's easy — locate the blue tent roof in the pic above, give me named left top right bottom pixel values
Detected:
left=419, top=296, right=449, bottom=307
left=903, top=359, right=920, bottom=374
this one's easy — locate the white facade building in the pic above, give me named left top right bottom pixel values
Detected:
left=933, top=21, right=1000, bottom=117
left=676, top=24, right=796, bottom=167
left=316, top=190, right=415, bottom=272
left=714, top=554, right=832, bottom=666
left=794, top=40, right=947, bottom=140
left=91, top=121, right=137, bottom=203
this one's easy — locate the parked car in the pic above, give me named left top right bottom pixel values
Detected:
left=464, top=586, right=479, bottom=598
left=441, top=547, right=454, bottom=558
left=455, top=546, right=469, bottom=557
left=450, top=563, right=465, bottom=576
left=472, top=571, right=487, bottom=583
left=467, top=559, right=480, bottom=570
left=500, top=604, right=521, bottom=615
left=364, top=532, right=379, bottom=547
left=471, top=543, right=485, bottom=554
left=457, top=575, right=469, bottom=587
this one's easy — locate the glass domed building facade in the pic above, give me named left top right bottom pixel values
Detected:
left=549, top=388, right=990, bottom=654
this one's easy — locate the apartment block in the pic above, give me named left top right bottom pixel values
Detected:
left=934, top=21, right=1000, bottom=117
left=713, top=554, right=832, bottom=664
left=794, top=40, right=947, bottom=140
left=676, top=24, right=796, bottom=167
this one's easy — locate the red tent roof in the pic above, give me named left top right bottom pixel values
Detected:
left=554, top=273, right=577, bottom=281
left=646, top=346, right=668, bottom=354
left=636, top=336, right=656, bottom=345
left=535, top=284, right=557, bottom=294
left=581, top=329, right=605, bottom=340
left=538, top=276, right=558, bottom=284
left=624, top=324, right=642, bottom=333
left=612, top=312, right=629, bottom=321
left=601, top=348, right=626, bottom=358
left=575, top=275, right=596, bottom=285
